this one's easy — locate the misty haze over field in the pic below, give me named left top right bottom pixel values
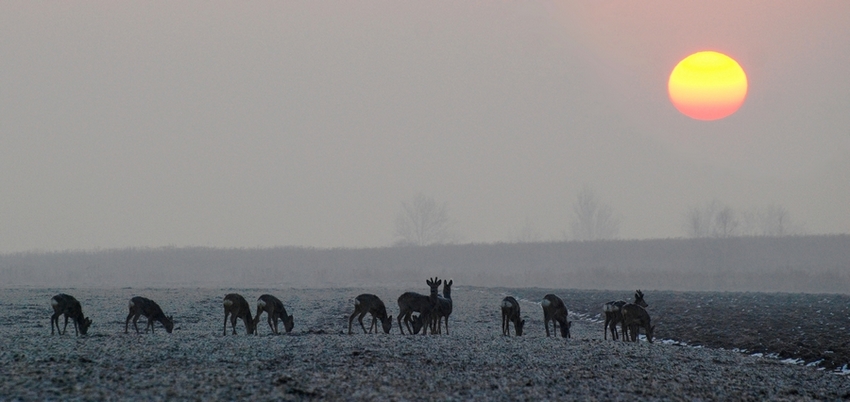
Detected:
left=1, top=2, right=849, bottom=254
left=2, top=235, right=848, bottom=294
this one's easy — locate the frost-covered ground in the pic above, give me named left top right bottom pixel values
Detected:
left=1, top=287, right=848, bottom=400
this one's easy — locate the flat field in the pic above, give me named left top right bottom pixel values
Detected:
left=1, top=287, right=848, bottom=400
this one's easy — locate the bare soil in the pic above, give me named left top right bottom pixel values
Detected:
left=0, top=287, right=848, bottom=400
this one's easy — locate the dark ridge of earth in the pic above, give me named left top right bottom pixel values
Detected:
left=500, top=287, right=850, bottom=370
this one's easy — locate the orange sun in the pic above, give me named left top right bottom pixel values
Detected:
left=668, top=51, right=748, bottom=121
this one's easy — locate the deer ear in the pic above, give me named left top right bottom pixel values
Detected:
left=447, top=280, right=453, bottom=286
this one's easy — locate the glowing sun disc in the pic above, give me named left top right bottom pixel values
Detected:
left=668, top=51, right=748, bottom=121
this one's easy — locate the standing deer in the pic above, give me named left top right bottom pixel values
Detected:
left=397, top=277, right=442, bottom=335
left=541, top=294, right=571, bottom=338
left=603, top=290, right=648, bottom=340
left=253, top=294, right=294, bottom=335
left=223, top=293, right=255, bottom=336
left=50, top=294, right=92, bottom=336
left=621, top=303, right=655, bottom=343
left=501, top=296, right=525, bottom=336
left=433, top=279, right=453, bottom=334
left=348, top=294, right=393, bottom=334
left=125, top=296, right=174, bottom=334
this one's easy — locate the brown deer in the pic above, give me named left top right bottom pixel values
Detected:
left=125, top=296, right=174, bottom=334
left=501, top=296, right=525, bottom=336
left=50, top=294, right=92, bottom=336
left=397, top=277, right=442, bottom=335
left=621, top=303, right=655, bottom=343
left=223, top=293, right=255, bottom=336
left=433, top=279, right=453, bottom=334
left=603, top=290, right=648, bottom=340
left=253, top=294, right=294, bottom=335
left=541, top=294, right=571, bottom=338
left=348, top=294, right=393, bottom=334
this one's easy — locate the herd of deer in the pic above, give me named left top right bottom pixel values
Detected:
left=48, top=280, right=655, bottom=342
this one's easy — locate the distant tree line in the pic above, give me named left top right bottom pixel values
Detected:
left=1, top=235, right=847, bottom=294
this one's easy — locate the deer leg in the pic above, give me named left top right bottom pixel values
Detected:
left=267, top=314, right=275, bottom=335
left=397, top=313, right=405, bottom=335
left=223, top=311, right=228, bottom=336
left=132, top=314, right=142, bottom=334
left=444, top=316, right=449, bottom=335
left=125, top=312, right=133, bottom=334
left=230, top=315, right=239, bottom=335
left=62, top=315, right=70, bottom=335
left=368, top=315, right=378, bottom=334
left=544, top=318, right=550, bottom=337
left=51, top=313, right=61, bottom=335
left=348, top=310, right=358, bottom=335
left=358, top=312, right=369, bottom=334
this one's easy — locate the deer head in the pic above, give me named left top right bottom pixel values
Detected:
left=380, top=315, right=393, bottom=334
left=164, top=316, right=175, bottom=333
left=283, top=315, right=295, bottom=333
left=80, top=317, right=93, bottom=335
left=634, top=290, right=648, bottom=308
left=515, top=318, right=526, bottom=336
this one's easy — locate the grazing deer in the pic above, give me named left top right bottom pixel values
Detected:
left=603, top=290, right=648, bottom=340
left=348, top=294, right=393, bottom=334
left=125, top=296, right=174, bottom=334
left=411, top=313, right=428, bottom=335
left=223, top=293, right=255, bottom=336
left=397, top=277, right=442, bottom=335
left=501, top=296, right=525, bottom=336
left=50, top=294, right=92, bottom=336
left=621, top=303, right=655, bottom=343
left=433, top=279, right=453, bottom=334
left=541, top=294, right=571, bottom=338
left=253, top=294, right=294, bottom=335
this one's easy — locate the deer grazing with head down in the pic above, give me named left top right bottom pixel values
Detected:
left=397, top=277, right=442, bottom=335
left=223, top=293, right=255, bottom=336
left=50, top=294, right=92, bottom=336
left=501, top=296, right=525, bottom=336
left=603, top=290, right=648, bottom=340
left=621, top=303, right=655, bottom=343
left=125, top=296, right=174, bottom=334
left=541, top=294, right=571, bottom=338
left=253, top=294, right=294, bottom=335
left=348, top=294, right=393, bottom=334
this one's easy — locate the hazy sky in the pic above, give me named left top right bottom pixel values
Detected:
left=1, top=1, right=849, bottom=252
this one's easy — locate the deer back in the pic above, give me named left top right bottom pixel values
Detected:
left=224, top=294, right=252, bottom=319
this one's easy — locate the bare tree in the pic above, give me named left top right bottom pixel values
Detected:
left=713, top=204, right=739, bottom=237
left=687, top=201, right=804, bottom=238
left=394, top=193, right=459, bottom=246
left=684, top=200, right=739, bottom=238
left=568, top=185, right=621, bottom=241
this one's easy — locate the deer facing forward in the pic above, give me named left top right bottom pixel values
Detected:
left=397, top=277, right=442, bottom=335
